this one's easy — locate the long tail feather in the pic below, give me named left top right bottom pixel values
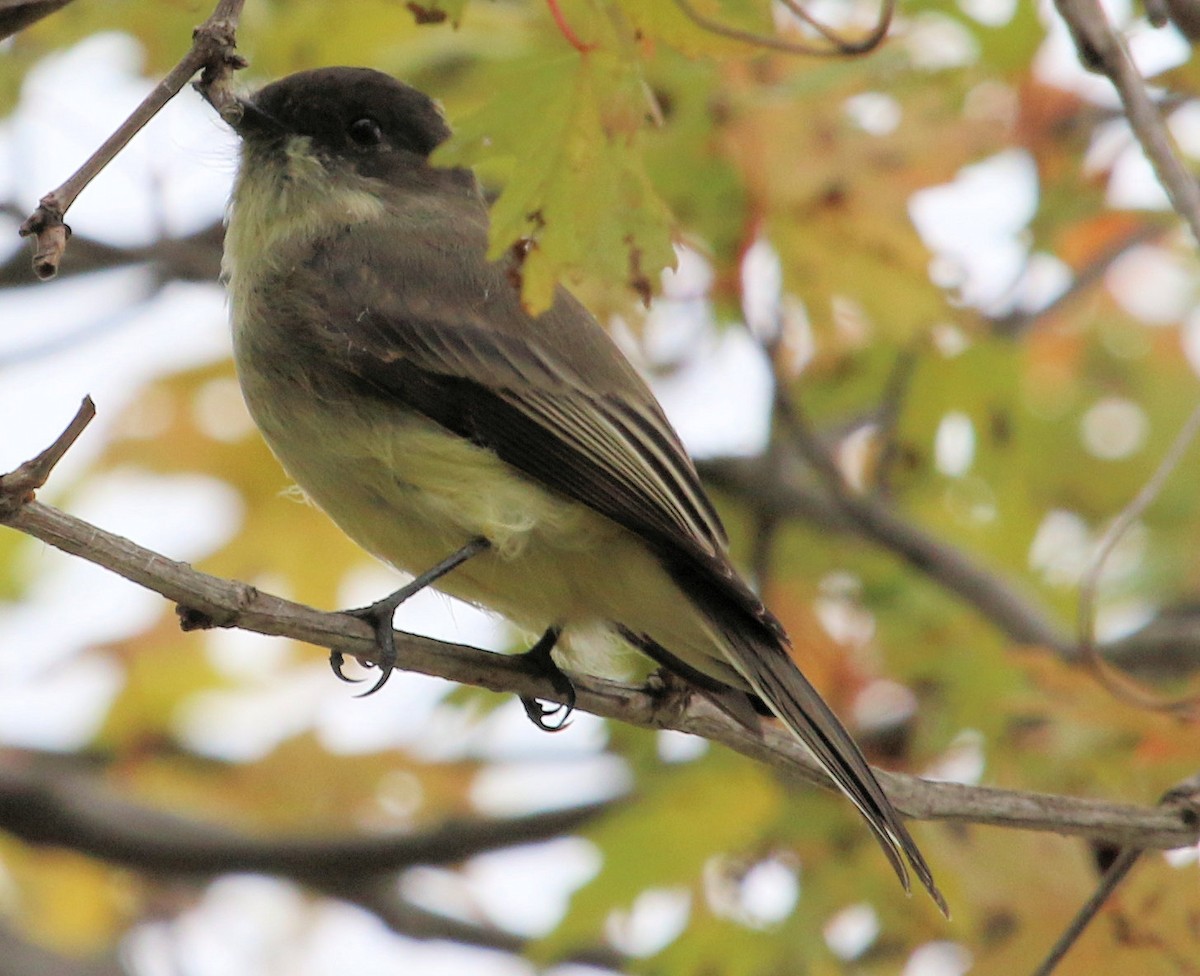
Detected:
left=719, top=624, right=948, bottom=916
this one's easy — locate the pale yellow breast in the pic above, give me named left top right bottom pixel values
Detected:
left=239, top=386, right=740, bottom=685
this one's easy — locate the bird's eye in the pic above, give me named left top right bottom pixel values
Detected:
left=347, top=117, right=383, bottom=147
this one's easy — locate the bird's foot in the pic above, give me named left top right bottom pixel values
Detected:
left=517, top=626, right=575, bottom=732
left=331, top=535, right=491, bottom=697
left=336, top=598, right=404, bottom=697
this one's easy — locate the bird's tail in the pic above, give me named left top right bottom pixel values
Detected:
left=715, top=619, right=948, bottom=916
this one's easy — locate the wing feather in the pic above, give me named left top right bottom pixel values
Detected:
left=346, top=305, right=730, bottom=563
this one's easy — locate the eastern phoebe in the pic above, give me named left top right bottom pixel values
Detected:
left=221, top=66, right=943, bottom=910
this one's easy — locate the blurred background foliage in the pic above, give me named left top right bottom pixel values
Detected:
left=2, top=0, right=1200, bottom=974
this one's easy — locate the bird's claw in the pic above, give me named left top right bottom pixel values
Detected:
left=517, top=626, right=574, bottom=732
left=343, top=602, right=399, bottom=697
left=331, top=537, right=491, bottom=698
left=328, top=650, right=365, bottom=684
left=520, top=692, right=575, bottom=732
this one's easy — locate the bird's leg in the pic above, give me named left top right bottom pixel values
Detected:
left=517, top=625, right=575, bottom=732
left=333, top=535, right=491, bottom=696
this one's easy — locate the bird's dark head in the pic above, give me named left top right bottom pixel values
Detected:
left=224, top=68, right=477, bottom=289
left=232, top=67, right=453, bottom=181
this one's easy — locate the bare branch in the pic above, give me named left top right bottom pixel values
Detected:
left=0, top=494, right=1195, bottom=849
left=671, top=0, right=893, bottom=57
left=1103, top=608, right=1200, bottom=677
left=322, top=876, right=624, bottom=970
left=1076, top=402, right=1200, bottom=715
left=0, top=207, right=224, bottom=289
left=0, top=0, right=78, bottom=41
left=987, top=222, right=1167, bottom=339
left=870, top=345, right=921, bottom=498
left=0, top=407, right=1196, bottom=855
left=17, top=0, right=245, bottom=279
left=0, top=396, right=94, bottom=516
left=0, top=755, right=614, bottom=880
left=0, top=752, right=624, bottom=970
left=1053, top=0, right=1200, bottom=244
left=751, top=391, right=1070, bottom=651
left=1031, top=771, right=1200, bottom=976
left=1032, top=847, right=1143, bottom=976
left=702, top=435, right=1200, bottom=684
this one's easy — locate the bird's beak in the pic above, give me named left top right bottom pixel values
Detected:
left=227, top=97, right=285, bottom=141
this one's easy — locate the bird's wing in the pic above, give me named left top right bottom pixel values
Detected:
left=300, top=230, right=730, bottom=569
left=363, top=317, right=726, bottom=559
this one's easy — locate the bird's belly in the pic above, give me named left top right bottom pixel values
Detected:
left=249, top=395, right=648, bottom=619
left=236, top=378, right=743, bottom=685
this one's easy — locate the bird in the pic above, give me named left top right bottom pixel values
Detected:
left=220, top=65, right=944, bottom=912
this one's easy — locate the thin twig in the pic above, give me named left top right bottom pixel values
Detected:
left=1031, top=847, right=1143, bottom=976
left=320, top=875, right=623, bottom=970
left=17, top=0, right=245, bottom=279
left=1053, top=0, right=1200, bottom=245
left=0, top=0, right=79, bottom=42
left=988, top=223, right=1167, bottom=338
left=1031, top=771, right=1200, bottom=976
left=773, top=389, right=850, bottom=495
left=0, top=205, right=225, bottom=288
left=672, top=0, right=893, bottom=57
left=871, top=345, right=920, bottom=498
left=1077, top=401, right=1200, bottom=714
left=776, top=0, right=889, bottom=52
left=0, top=396, right=94, bottom=516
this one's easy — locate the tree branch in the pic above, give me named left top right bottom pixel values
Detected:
left=1031, top=771, right=1200, bottom=976
left=699, top=452, right=1071, bottom=653
left=1053, top=0, right=1200, bottom=244
left=0, top=476, right=1196, bottom=850
left=671, top=0, right=893, bottom=57
left=0, top=396, right=94, bottom=514
left=987, top=222, right=1166, bottom=339
left=704, top=447, right=1200, bottom=683
left=0, top=751, right=625, bottom=970
left=0, top=206, right=224, bottom=289
left=17, top=0, right=245, bottom=279
left=0, top=755, right=614, bottom=881
left=308, top=876, right=625, bottom=971
left=1074, top=402, right=1200, bottom=714
left=0, top=0, right=78, bottom=41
